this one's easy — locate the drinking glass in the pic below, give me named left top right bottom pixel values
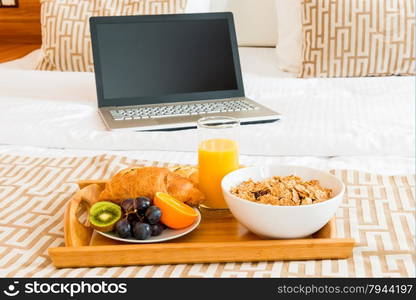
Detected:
left=197, top=116, right=240, bottom=210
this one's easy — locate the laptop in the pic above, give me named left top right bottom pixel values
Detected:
left=90, top=12, right=280, bottom=131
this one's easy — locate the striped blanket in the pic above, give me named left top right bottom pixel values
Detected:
left=0, top=154, right=414, bottom=277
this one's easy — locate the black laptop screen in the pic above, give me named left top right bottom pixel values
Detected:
left=92, top=15, right=243, bottom=106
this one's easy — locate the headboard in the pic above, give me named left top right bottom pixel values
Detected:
left=0, top=0, right=41, bottom=43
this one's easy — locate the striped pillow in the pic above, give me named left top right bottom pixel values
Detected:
left=36, top=0, right=187, bottom=72
left=299, top=0, right=416, bottom=78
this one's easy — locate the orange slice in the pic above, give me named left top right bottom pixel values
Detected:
left=154, top=192, right=198, bottom=229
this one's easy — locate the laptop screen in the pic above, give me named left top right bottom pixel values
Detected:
left=91, top=13, right=244, bottom=107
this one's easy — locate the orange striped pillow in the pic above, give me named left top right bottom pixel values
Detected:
left=299, top=0, right=416, bottom=78
left=36, top=0, right=187, bottom=72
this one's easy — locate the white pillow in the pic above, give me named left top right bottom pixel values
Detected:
left=275, top=0, right=302, bottom=73
left=186, top=0, right=278, bottom=47
left=185, top=0, right=210, bottom=12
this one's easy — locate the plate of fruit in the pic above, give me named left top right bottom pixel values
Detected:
left=89, top=192, right=201, bottom=243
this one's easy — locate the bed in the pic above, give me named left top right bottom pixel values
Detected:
left=0, top=46, right=414, bottom=278
left=0, top=0, right=415, bottom=277
left=0, top=47, right=414, bottom=167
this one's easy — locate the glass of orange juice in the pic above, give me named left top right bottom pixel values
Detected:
left=197, top=116, right=240, bottom=210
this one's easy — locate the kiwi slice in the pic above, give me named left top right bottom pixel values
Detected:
left=89, top=201, right=122, bottom=232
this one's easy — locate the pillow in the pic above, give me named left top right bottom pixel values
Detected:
left=186, top=0, right=278, bottom=47
left=36, top=0, right=187, bottom=72
left=299, top=0, right=416, bottom=78
left=275, top=0, right=302, bottom=73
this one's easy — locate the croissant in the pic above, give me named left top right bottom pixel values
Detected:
left=168, top=166, right=199, bottom=186
left=99, top=167, right=204, bottom=206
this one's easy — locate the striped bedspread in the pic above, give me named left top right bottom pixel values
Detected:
left=0, top=154, right=414, bottom=277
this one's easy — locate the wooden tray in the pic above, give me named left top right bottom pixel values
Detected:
left=48, top=181, right=355, bottom=268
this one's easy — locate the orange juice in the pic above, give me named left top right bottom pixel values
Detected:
left=198, top=138, right=239, bottom=209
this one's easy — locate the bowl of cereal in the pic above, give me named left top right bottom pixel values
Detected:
left=221, top=165, right=344, bottom=239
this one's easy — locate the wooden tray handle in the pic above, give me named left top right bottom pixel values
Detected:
left=77, top=180, right=107, bottom=190
left=64, top=182, right=106, bottom=247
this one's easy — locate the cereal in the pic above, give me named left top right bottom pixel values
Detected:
left=230, top=175, right=332, bottom=206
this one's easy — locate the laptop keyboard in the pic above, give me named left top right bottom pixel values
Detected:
left=109, top=99, right=259, bottom=121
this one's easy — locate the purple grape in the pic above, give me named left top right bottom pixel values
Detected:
left=121, top=198, right=135, bottom=213
left=130, top=219, right=138, bottom=235
left=133, top=222, right=152, bottom=240
left=127, top=213, right=139, bottom=223
left=145, top=206, right=162, bottom=225
left=150, top=223, right=165, bottom=236
left=115, top=219, right=131, bottom=238
left=135, top=197, right=152, bottom=214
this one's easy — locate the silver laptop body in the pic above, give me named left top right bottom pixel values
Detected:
left=90, top=13, right=280, bottom=131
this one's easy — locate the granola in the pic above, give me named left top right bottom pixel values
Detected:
left=230, top=175, right=332, bottom=206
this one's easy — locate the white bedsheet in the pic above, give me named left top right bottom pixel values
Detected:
left=0, top=49, right=42, bottom=70
left=0, top=145, right=414, bottom=175
left=0, top=48, right=414, bottom=159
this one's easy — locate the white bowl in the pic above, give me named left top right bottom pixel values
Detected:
left=221, top=165, right=345, bottom=239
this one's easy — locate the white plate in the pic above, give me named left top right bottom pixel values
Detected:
left=96, top=208, right=201, bottom=243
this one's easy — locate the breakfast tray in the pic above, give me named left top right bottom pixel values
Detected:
left=48, top=180, right=355, bottom=268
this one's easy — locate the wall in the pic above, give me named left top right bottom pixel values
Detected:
left=0, top=0, right=41, bottom=44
